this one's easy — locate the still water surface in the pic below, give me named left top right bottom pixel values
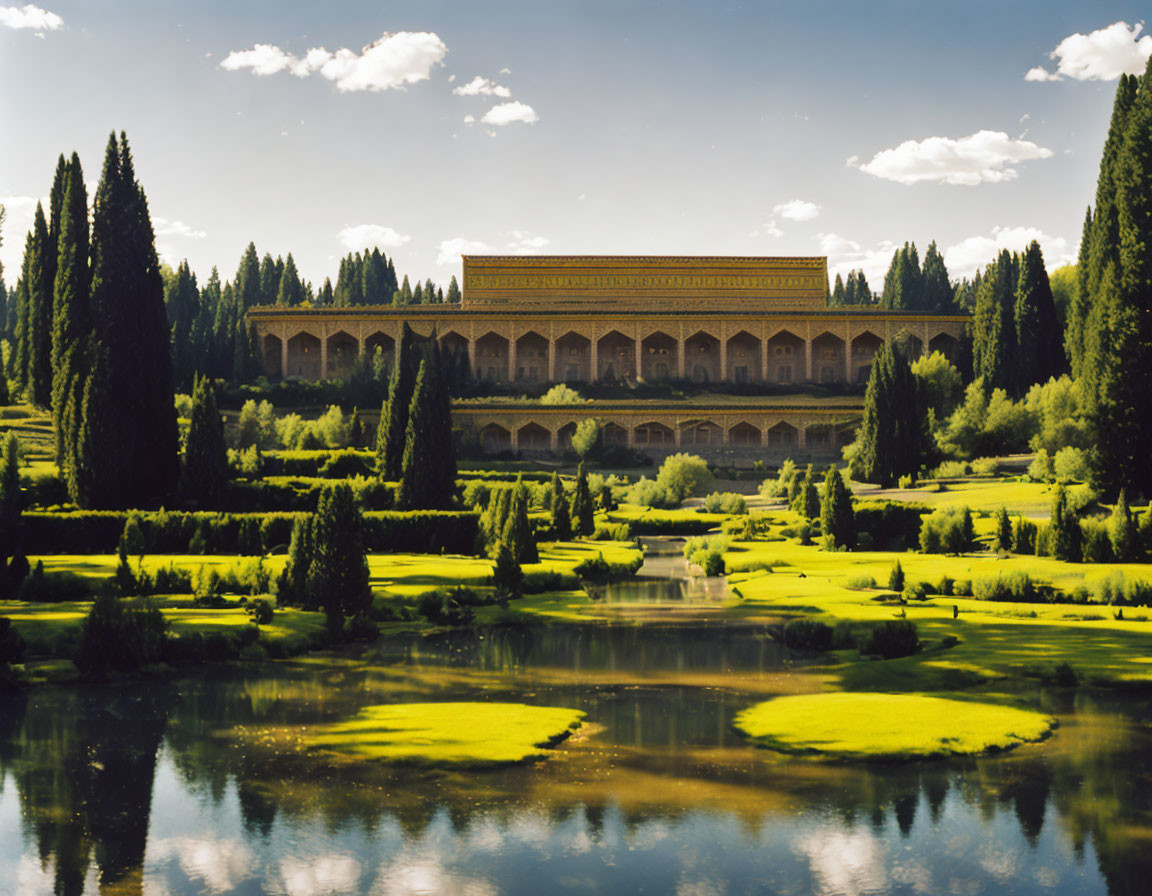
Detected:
left=1, top=620, right=1150, bottom=896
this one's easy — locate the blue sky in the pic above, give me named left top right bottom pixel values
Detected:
left=2, top=2, right=1150, bottom=292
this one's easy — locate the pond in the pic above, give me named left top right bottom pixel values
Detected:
left=1, top=621, right=1151, bottom=895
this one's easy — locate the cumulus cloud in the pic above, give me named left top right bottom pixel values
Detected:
left=773, top=199, right=820, bottom=221
left=1025, top=21, right=1152, bottom=82
left=153, top=217, right=207, bottom=240
left=853, top=130, right=1053, bottom=185
left=0, top=4, right=62, bottom=30
left=507, top=231, right=550, bottom=251
left=453, top=75, right=511, bottom=97
left=795, top=829, right=889, bottom=896
left=337, top=223, right=411, bottom=252
left=280, top=854, right=361, bottom=896
left=437, top=232, right=550, bottom=265
left=481, top=101, right=538, bottom=126
left=749, top=219, right=784, bottom=239
left=149, top=836, right=256, bottom=894
left=943, top=225, right=1072, bottom=278
left=817, top=232, right=898, bottom=285
left=221, top=31, right=447, bottom=92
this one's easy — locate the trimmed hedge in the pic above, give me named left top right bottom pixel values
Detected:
left=25, top=509, right=481, bottom=556
left=259, top=449, right=376, bottom=478
left=853, top=500, right=930, bottom=551
left=610, top=514, right=718, bottom=536
left=227, top=477, right=396, bottom=512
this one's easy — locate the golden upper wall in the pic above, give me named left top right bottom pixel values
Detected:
left=461, top=256, right=828, bottom=311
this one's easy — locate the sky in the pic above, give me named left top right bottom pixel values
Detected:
left=2, top=1, right=1151, bottom=293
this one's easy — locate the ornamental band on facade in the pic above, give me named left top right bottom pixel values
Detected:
left=249, top=256, right=968, bottom=459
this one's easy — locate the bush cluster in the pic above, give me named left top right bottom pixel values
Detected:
left=703, top=491, right=748, bottom=514
left=918, top=506, right=975, bottom=554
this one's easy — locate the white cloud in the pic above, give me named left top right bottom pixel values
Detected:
left=0, top=194, right=46, bottom=274
left=481, top=101, right=538, bottom=126
left=854, top=130, right=1053, bottom=185
left=437, top=237, right=496, bottom=265
left=750, top=219, right=784, bottom=239
left=153, top=217, right=207, bottom=240
left=817, top=232, right=897, bottom=285
left=453, top=75, right=511, bottom=97
left=1026, top=21, right=1152, bottom=82
left=507, top=231, right=550, bottom=251
left=149, top=836, right=256, bottom=894
left=221, top=31, right=447, bottom=92
left=463, top=114, right=475, bottom=124
left=794, top=829, right=888, bottom=896
left=0, top=4, right=62, bottom=30
left=773, top=199, right=820, bottom=221
left=943, top=225, right=1073, bottom=278
left=280, top=854, right=361, bottom=896
left=337, top=223, right=411, bottom=252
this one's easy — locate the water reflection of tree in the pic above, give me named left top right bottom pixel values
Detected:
left=2, top=687, right=172, bottom=895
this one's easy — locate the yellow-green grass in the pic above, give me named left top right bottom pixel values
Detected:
left=302, top=701, right=585, bottom=765
left=609, top=504, right=729, bottom=525
left=725, top=540, right=1152, bottom=688
left=734, top=692, right=1055, bottom=760
left=853, top=478, right=1096, bottom=517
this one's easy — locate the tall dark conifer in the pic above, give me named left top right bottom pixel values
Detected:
left=378, top=323, right=418, bottom=480
left=1013, top=241, right=1063, bottom=393
left=853, top=342, right=928, bottom=487
left=972, top=250, right=1017, bottom=393
left=921, top=241, right=952, bottom=312
left=51, top=154, right=90, bottom=474
left=24, top=204, right=54, bottom=406
left=180, top=374, right=229, bottom=506
left=165, top=260, right=199, bottom=390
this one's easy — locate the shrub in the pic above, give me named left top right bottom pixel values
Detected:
left=918, top=506, right=975, bottom=555
left=74, top=594, right=169, bottom=678
left=897, top=473, right=915, bottom=490
left=1028, top=449, right=1055, bottom=482
left=972, top=571, right=1042, bottom=603
left=860, top=620, right=919, bottom=659
left=654, top=453, right=712, bottom=505
left=971, top=457, right=999, bottom=476
left=937, top=574, right=954, bottom=596
left=853, top=501, right=927, bottom=551
left=887, top=560, right=905, bottom=592
left=845, top=574, right=876, bottom=590
left=540, top=384, right=585, bottom=405
left=703, top=491, right=748, bottom=515
left=700, top=550, right=725, bottom=576
left=759, top=459, right=797, bottom=499
left=318, top=450, right=374, bottom=478
left=416, top=590, right=476, bottom=627
left=781, top=618, right=833, bottom=651
left=626, top=477, right=672, bottom=508
left=15, top=568, right=92, bottom=603
left=1080, top=518, right=1114, bottom=563
left=248, top=598, right=275, bottom=626
left=591, top=522, right=632, bottom=541
left=904, top=581, right=930, bottom=601
left=1054, top=446, right=1090, bottom=483
left=931, top=460, right=969, bottom=479
left=1013, top=516, right=1037, bottom=555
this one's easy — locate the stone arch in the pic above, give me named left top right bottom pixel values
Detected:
left=812, top=332, right=846, bottom=384
left=262, top=333, right=282, bottom=378
left=602, top=421, right=629, bottom=446
left=439, top=330, right=469, bottom=355
left=767, top=421, right=799, bottom=450
left=728, top=421, right=761, bottom=447
left=515, top=331, right=549, bottom=382
left=726, top=330, right=762, bottom=383
left=475, top=332, right=510, bottom=382
left=684, top=330, right=720, bottom=383
left=892, top=329, right=923, bottom=361
left=517, top=422, right=551, bottom=453
left=364, top=331, right=395, bottom=377
left=597, top=330, right=636, bottom=381
left=556, top=331, right=591, bottom=382
left=634, top=421, right=674, bottom=447
left=805, top=423, right=833, bottom=452
left=850, top=331, right=883, bottom=384
left=286, top=331, right=321, bottom=380
left=766, top=329, right=803, bottom=384
left=479, top=423, right=512, bottom=453
left=928, top=332, right=958, bottom=361
left=557, top=421, right=578, bottom=451
left=681, top=420, right=723, bottom=446
left=641, top=331, right=678, bottom=382
left=326, top=330, right=359, bottom=380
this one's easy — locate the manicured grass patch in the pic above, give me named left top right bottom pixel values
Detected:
left=302, top=701, right=585, bottom=765
left=734, top=692, right=1055, bottom=760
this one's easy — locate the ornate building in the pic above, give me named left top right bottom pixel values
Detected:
left=249, top=256, right=968, bottom=459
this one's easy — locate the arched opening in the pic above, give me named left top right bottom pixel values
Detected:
left=684, top=331, right=720, bottom=383
left=726, top=331, right=761, bottom=383
left=557, top=421, right=578, bottom=451
left=892, top=329, right=924, bottom=361
left=928, top=333, right=958, bottom=361
left=475, top=332, right=510, bottom=382
left=262, top=334, right=282, bottom=378
left=767, top=422, right=799, bottom=450
left=602, top=422, right=629, bottom=446
left=728, top=422, right=761, bottom=447
left=596, top=330, right=636, bottom=381
left=633, top=421, right=674, bottom=446
left=517, top=423, right=551, bottom=454
left=681, top=421, right=723, bottom=446
left=812, top=332, right=846, bottom=384
left=850, top=331, right=883, bottom=384
left=806, top=424, right=833, bottom=452
left=286, top=331, right=321, bottom=380
left=364, top=332, right=395, bottom=379
left=439, top=331, right=470, bottom=383
left=556, top=332, right=591, bottom=382
left=766, top=330, right=803, bottom=384
left=515, top=331, right=549, bottom=383
left=326, top=331, right=358, bottom=380
left=641, top=331, right=678, bottom=382
left=479, top=423, right=512, bottom=454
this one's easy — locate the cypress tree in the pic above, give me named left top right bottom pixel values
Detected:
left=571, top=463, right=595, bottom=536
left=0, top=433, right=26, bottom=597
left=51, top=153, right=90, bottom=475
left=853, top=342, right=928, bottom=487
left=307, top=483, right=371, bottom=634
left=446, top=275, right=461, bottom=304
left=491, top=541, right=522, bottom=603
left=1109, top=489, right=1137, bottom=562
left=180, top=375, right=229, bottom=506
left=551, top=472, right=572, bottom=540
left=831, top=273, right=845, bottom=306
left=792, top=464, right=819, bottom=520
left=993, top=506, right=1012, bottom=552
left=378, top=323, right=418, bottom=481
left=259, top=253, right=280, bottom=305
left=1013, top=241, right=1063, bottom=394
left=235, top=243, right=262, bottom=311
left=972, top=250, right=1017, bottom=393
left=501, top=477, right=539, bottom=563
left=276, top=253, right=304, bottom=306
left=882, top=243, right=923, bottom=310
left=165, top=260, right=199, bottom=390
left=11, top=240, right=31, bottom=390
left=25, top=203, right=53, bottom=407
left=820, top=465, right=855, bottom=550
left=278, top=515, right=315, bottom=607
left=1050, top=485, right=1081, bottom=562
left=921, top=241, right=952, bottom=312
left=79, top=132, right=180, bottom=508
left=396, top=357, right=455, bottom=510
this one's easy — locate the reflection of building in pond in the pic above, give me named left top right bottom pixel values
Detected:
left=251, top=256, right=968, bottom=458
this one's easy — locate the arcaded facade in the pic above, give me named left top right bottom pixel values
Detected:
left=249, top=256, right=968, bottom=458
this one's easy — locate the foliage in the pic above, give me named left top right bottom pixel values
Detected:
left=73, top=593, right=169, bottom=677
left=417, top=589, right=478, bottom=626
left=396, top=353, right=457, bottom=510
left=180, top=374, right=229, bottom=505
left=703, top=491, right=747, bottom=514
left=570, top=418, right=601, bottom=459
left=570, top=463, right=595, bottom=536
left=912, top=351, right=964, bottom=420
left=851, top=342, right=931, bottom=486
left=887, top=560, right=905, bottom=592
left=653, top=453, right=711, bottom=504
left=540, top=383, right=585, bottom=405
left=781, top=618, right=833, bottom=651
left=918, top=506, right=975, bottom=555
left=820, top=465, right=856, bottom=550
left=759, top=458, right=797, bottom=499
left=1050, top=485, right=1082, bottom=562
left=860, top=620, right=919, bottom=659
left=972, top=571, right=1043, bottom=603
left=1053, top=446, right=1090, bottom=483
left=490, top=542, right=522, bottom=605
